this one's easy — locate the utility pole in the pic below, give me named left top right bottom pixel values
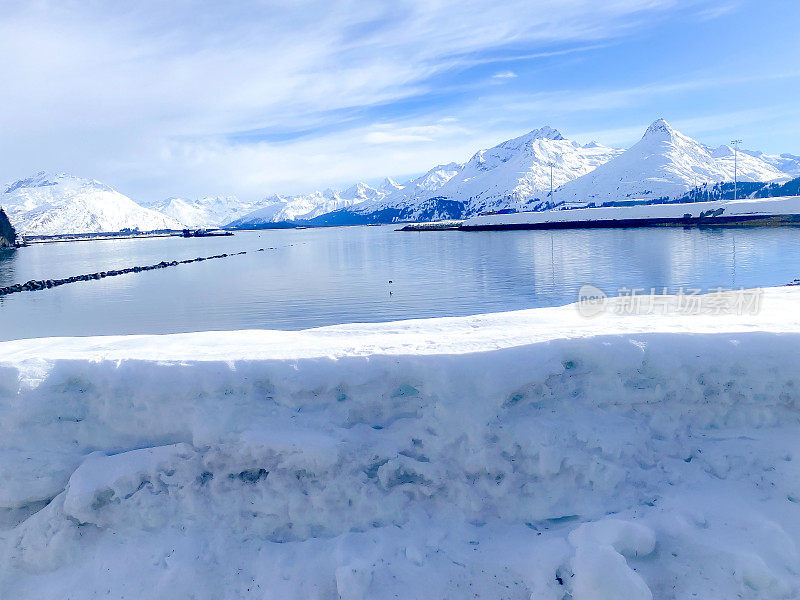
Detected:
left=731, top=139, right=742, bottom=201
left=548, top=161, right=554, bottom=196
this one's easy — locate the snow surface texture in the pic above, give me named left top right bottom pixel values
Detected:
left=1, top=172, right=183, bottom=235
left=1, top=288, right=800, bottom=599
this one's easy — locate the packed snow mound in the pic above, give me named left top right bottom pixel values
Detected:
left=551, top=119, right=789, bottom=206
left=1, top=172, right=183, bottom=235
left=1, top=288, right=800, bottom=599
left=145, top=195, right=254, bottom=228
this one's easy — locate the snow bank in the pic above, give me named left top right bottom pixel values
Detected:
left=464, top=195, right=800, bottom=229
left=1, top=289, right=800, bottom=599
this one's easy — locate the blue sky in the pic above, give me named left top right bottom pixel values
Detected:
left=0, top=0, right=798, bottom=201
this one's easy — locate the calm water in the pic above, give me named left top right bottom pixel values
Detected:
left=0, top=225, right=799, bottom=341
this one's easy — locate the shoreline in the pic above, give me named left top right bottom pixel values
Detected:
left=21, top=231, right=181, bottom=245
left=19, top=229, right=233, bottom=245
left=1, top=285, right=795, bottom=360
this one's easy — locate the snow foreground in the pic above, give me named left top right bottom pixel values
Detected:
left=2, top=289, right=800, bottom=599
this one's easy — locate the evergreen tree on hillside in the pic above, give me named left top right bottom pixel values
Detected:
left=0, top=207, right=17, bottom=248
left=753, top=176, right=800, bottom=198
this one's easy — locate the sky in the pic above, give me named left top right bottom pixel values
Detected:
left=1, top=0, right=799, bottom=202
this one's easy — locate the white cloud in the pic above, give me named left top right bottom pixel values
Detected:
left=0, top=0, right=734, bottom=200
left=695, top=2, right=738, bottom=21
left=363, top=121, right=469, bottom=145
left=492, top=70, right=518, bottom=79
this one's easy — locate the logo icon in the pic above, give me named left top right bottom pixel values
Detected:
left=577, top=284, right=607, bottom=317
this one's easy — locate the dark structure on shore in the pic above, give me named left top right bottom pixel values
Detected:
left=0, top=208, right=16, bottom=249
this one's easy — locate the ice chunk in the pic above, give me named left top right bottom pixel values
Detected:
left=569, top=519, right=656, bottom=558
left=571, top=544, right=652, bottom=600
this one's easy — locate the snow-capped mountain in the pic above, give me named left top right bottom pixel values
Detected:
left=424, top=126, right=620, bottom=212
left=551, top=119, right=790, bottom=207
left=229, top=128, right=623, bottom=227
left=228, top=182, right=384, bottom=227
left=355, top=163, right=464, bottom=212
left=2, top=172, right=183, bottom=236
left=229, top=163, right=466, bottom=227
left=217, top=120, right=800, bottom=228
left=145, top=196, right=255, bottom=228
left=348, top=127, right=621, bottom=221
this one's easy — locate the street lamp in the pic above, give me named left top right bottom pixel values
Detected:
left=730, top=139, right=742, bottom=201
left=547, top=161, right=554, bottom=196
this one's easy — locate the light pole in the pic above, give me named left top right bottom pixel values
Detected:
left=548, top=161, right=554, bottom=197
left=730, top=139, right=742, bottom=201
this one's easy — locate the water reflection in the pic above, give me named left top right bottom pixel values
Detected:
left=0, top=225, right=798, bottom=341
left=0, top=248, right=17, bottom=289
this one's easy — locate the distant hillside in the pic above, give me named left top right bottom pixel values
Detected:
left=670, top=176, right=800, bottom=203
left=752, top=176, right=800, bottom=198
left=0, top=208, right=15, bottom=248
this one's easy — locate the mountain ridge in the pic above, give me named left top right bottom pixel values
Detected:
left=230, top=118, right=800, bottom=228
left=7, top=120, right=800, bottom=234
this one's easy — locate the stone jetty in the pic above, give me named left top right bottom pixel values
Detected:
left=0, top=248, right=277, bottom=297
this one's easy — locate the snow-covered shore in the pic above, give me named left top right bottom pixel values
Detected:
left=463, top=195, right=800, bottom=230
left=1, top=289, right=799, bottom=599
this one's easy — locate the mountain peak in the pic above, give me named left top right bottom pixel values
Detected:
left=4, top=171, right=114, bottom=195
left=643, top=118, right=675, bottom=139
left=523, top=126, right=564, bottom=141
left=380, top=177, right=402, bottom=191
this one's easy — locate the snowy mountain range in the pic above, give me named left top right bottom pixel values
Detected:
left=227, top=181, right=389, bottom=228
left=3, top=120, right=800, bottom=235
left=1, top=172, right=182, bottom=236
left=143, top=195, right=260, bottom=229
left=230, top=128, right=623, bottom=227
left=372, top=127, right=621, bottom=216
left=231, top=119, right=800, bottom=227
